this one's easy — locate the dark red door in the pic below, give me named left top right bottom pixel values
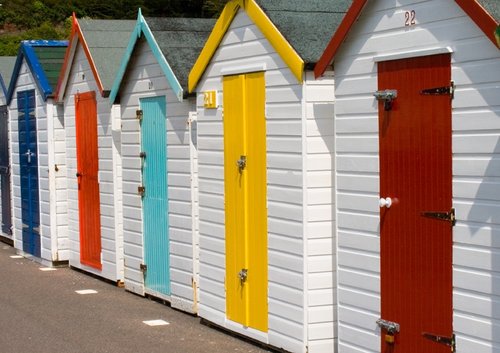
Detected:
left=75, top=91, right=102, bottom=270
left=379, top=54, right=453, bottom=353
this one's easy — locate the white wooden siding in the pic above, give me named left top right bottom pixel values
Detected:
left=333, top=1, right=500, bottom=353
left=304, top=72, right=336, bottom=353
left=8, top=59, right=68, bottom=263
left=197, top=10, right=306, bottom=353
left=63, top=43, right=122, bottom=280
left=119, top=38, right=198, bottom=312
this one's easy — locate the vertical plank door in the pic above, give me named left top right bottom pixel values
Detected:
left=378, top=54, right=453, bottom=353
left=140, top=96, right=170, bottom=297
left=223, top=72, right=268, bottom=332
left=18, top=90, right=40, bottom=256
left=75, top=91, right=102, bottom=270
left=0, top=105, right=12, bottom=235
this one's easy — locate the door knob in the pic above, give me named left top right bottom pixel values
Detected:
left=236, top=155, right=246, bottom=172
left=379, top=197, right=392, bottom=208
left=76, top=172, right=82, bottom=177
left=237, top=268, right=248, bottom=284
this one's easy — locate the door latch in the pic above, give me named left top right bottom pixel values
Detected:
left=237, top=268, right=248, bottom=284
left=25, top=149, right=35, bottom=164
left=423, top=332, right=455, bottom=352
left=236, top=155, right=246, bottom=172
left=374, top=89, right=397, bottom=111
left=140, top=263, right=147, bottom=273
left=138, top=186, right=146, bottom=197
left=376, top=318, right=400, bottom=334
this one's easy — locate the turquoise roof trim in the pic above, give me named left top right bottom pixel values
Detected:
left=109, top=9, right=183, bottom=104
left=7, top=40, right=68, bottom=104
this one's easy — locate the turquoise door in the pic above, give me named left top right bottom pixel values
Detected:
left=140, top=96, right=170, bottom=296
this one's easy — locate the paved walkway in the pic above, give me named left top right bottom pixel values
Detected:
left=0, top=244, right=272, bottom=353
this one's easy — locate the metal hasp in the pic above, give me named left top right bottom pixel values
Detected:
left=136, top=109, right=143, bottom=121
left=376, top=318, right=400, bottom=334
left=421, top=208, right=456, bottom=226
left=420, top=81, right=455, bottom=99
left=139, top=151, right=146, bottom=158
left=140, top=263, right=147, bottom=273
left=238, top=268, right=248, bottom=284
left=138, top=185, right=146, bottom=197
left=236, top=155, right=247, bottom=172
left=423, top=332, right=456, bottom=352
left=25, top=149, right=34, bottom=164
left=374, top=89, right=398, bottom=111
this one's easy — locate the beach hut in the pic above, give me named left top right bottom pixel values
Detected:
left=188, top=1, right=350, bottom=351
left=109, top=10, right=214, bottom=312
left=55, top=16, right=135, bottom=282
left=314, top=1, right=500, bottom=353
left=0, top=56, right=16, bottom=243
left=6, top=40, right=68, bottom=264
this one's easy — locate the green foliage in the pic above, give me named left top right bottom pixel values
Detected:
left=0, top=0, right=230, bottom=55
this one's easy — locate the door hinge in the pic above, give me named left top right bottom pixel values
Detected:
left=140, top=263, right=147, bottom=273
left=423, top=332, right=455, bottom=352
left=420, top=81, right=454, bottom=99
left=421, top=208, right=456, bottom=226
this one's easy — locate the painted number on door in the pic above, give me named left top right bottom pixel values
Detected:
left=405, top=10, right=416, bottom=26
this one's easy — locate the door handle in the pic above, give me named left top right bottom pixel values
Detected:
left=25, top=149, right=35, bottom=164
left=237, top=268, right=248, bottom=284
left=76, top=172, right=82, bottom=178
left=236, top=155, right=246, bottom=172
left=379, top=197, right=392, bottom=208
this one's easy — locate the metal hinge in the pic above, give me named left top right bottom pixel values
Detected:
left=421, top=208, right=456, bottom=226
left=420, top=81, right=455, bottom=99
left=140, top=263, right=147, bottom=273
left=423, top=332, right=455, bottom=352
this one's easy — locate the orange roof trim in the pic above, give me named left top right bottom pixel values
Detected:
left=55, top=13, right=105, bottom=101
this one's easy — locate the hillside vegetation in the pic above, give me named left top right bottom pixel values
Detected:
left=0, top=0, right=228, bottom=55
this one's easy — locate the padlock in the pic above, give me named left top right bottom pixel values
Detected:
left=385, top=334, right=395, bottom=344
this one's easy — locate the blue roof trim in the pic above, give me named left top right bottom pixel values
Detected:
left=0, top=75, right=7, bottom=97
left=7, top=40, right=69, bottom=104
left=109, top=9, right=183, bottom=104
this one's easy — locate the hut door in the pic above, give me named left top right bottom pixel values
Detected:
left=223, top=72, right=267, bottom=332
left=75, top=92, right=102, bottom=270
left=0, top=105, right=12, bottom=235
left=17, top=90, right=40, bottom=256
left=140, top=96, right=170, bottom=296
left=378, top=54, right=453, bottom=353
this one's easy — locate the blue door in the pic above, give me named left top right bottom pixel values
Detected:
left=18, top=90, right=40, bottom=257
left=0, top=105, right=12, bottom=236
left=140, top=96, right=170, bottom=296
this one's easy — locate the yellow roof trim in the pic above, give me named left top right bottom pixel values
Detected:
left=245, top=0, right=303, bottom=84
left=188, top=0, right=242, bottom=92
left=188, top=0, right=304, bottom=93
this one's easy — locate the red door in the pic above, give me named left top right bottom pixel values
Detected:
left=378, top=54, right=453, bottom=353
left=75, top=91, right=102, bottom=270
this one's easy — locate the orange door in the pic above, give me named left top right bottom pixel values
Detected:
left=75, top=91, right=102, bottom=270
left=379, top=54, right=453, bottom=353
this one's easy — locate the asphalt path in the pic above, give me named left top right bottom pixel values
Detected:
left=0, top=244, right=272, bottom=353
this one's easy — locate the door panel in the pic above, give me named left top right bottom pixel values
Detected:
left=379, top=54, right=453, bottom=353
left=75, top=91, right=102, bottom=270
left=224, top=72, right=267, bottom=332
left=18, top=90, right=40, bottom=256
left=141, top=96, right=170, bottom=296
left=0, top=105, right=12, bottom=235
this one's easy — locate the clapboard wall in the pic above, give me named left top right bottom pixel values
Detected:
left=119, top=38, right=198, bottom=311
left=333, top=1, right=500, bottom=352
left=8, top=59, right=68, bottom=263
left=196, top=10, right=336, bottom=353
left=63, top=43, right=123, bottom=281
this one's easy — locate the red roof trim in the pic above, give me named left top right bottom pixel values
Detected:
left=54, top=13, right=105, bottom=100
left=455, top=0, right=499, bottom=49
left=314, top=0, right=499, bottom=78
left=314, top=0, right=367, bottom=78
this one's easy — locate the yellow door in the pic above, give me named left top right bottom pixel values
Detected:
left=223, top=72, right=267, bottom=332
